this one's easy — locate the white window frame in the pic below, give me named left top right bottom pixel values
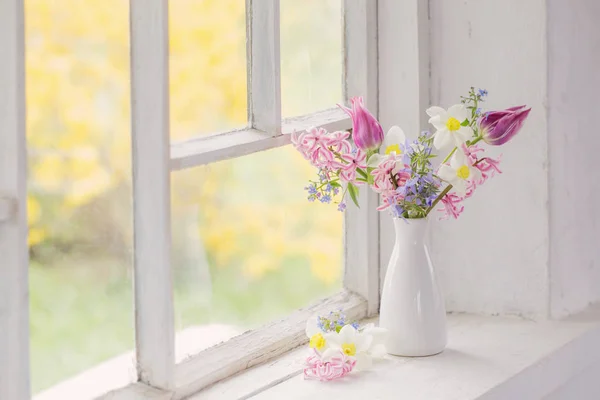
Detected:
left=0, top=0, right=381, bottom=398
left=0, top=1, right=30, bottom=399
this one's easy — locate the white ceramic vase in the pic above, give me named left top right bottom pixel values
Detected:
left=379, top=217, right=447, bottom=356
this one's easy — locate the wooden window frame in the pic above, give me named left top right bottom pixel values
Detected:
left=0, top=0, right=382, bottom=398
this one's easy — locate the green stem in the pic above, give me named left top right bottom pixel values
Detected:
left=340, top=186, right=349, bottom=202
left=469, top=136, right=483, bottom=146
left=313, top=178, right=339, bottom=191
left=425, top=184, right=453, bottom=217
left=441, top=136, right=484, bottom=164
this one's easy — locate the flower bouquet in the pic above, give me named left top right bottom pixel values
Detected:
left=293, top=88, right=531, bottom=357
left=303, top=311, right=387, bottom=381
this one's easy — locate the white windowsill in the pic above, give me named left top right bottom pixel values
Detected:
left=193, top=305, right=600, bottom=400
left=42, top=304, right=600, bottom=400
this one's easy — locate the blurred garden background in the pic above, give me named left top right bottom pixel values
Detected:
left=26, top=0, right=343, bottom=393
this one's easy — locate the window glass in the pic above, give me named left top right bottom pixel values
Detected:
left=169, top=0, right=247, bottom=140
left=280, top=0, right=343, bottom=117
left=26, top=0, right=134, bottom=395
left=172, top=147, right=343, bottom=360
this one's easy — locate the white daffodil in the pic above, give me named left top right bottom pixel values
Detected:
left=427, top=104, right=473, bottom=150
left=437, top=149, right=481, bottom=196
left=361, top=323, right=388, bottom=359
left=367, top=125, right=406, bottom=167
left=305, top=315, right=329, bottom=353
left=326, top=324, right=373, bottom=370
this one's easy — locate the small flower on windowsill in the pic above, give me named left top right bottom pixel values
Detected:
left=303, top=312, right=388, bottom=381
left=304, top=349, right=356, bottom=381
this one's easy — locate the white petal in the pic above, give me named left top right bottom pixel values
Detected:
left=448, top=104, right=468, bottom=122
left=430, top=115, right=447, bottom=131
left=450, top=150, right=469, bottom=169
left=433, top=131, right=453, bottom=150
left=452, top=180, right=468, bottom=196
left=437, top=164, right=456, bottom=182
left=324, top=331, right=342, bottom=347
left=367, top=153, right=384, bottom=167
left=321, top=348, right=341, bottom=362
left=455, top=126, right=474, bottom=144
left=469, top=165, right=482, bottom=182
left=426, top=106, right=446, bottom=118
left=338, top=324, right=357, bottom=343
left=355, top=332, right=373, bottom=352
left=354, top=353, right=373, bottom=371
left=305, top=315, right=321, bottom=338
left=368, top=344, right=388, bottom=358
left=363, top=326, right=388, bottom=348
left=386, top=125, right=406, bottom=146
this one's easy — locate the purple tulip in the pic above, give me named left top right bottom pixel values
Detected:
left=479, top=105, right=531, bottom=146
left=338, top=97, right=384, bottom=151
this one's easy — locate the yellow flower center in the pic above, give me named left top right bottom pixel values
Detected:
left=456, top=165, right=470, bottom=180
left=309, top=333, right=326, bottom=351
left=385, top=144, right=401, bottom=155
left=446, top=117, right=461, bottom=131
left=341, top=343, right=356, bottom=356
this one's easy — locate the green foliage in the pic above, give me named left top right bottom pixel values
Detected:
left=347, top=183, right=360, bottom=208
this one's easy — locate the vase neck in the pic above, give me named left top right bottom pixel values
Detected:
left=393, top=218, right=430, bottom=239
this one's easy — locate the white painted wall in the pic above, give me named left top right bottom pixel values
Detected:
left=547, top=0, right=600, bottom=319
left=379, top=0, right=600, bottom=319
left=429, top=0, right=549, bottom=318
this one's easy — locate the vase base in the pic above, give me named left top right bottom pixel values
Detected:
left=386, top=347, right=445, bottom=357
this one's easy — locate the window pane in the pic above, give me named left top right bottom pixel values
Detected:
left=171, top=147, right=343, bottom=359
left=26, top=0, right=134, bottom=395
left=280, top=0, right=343, bottom=117
left=169, top=0, right=247, bottom=140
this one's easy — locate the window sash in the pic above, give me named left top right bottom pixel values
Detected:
left=246, top=0, right=281, bottom=135
left=170, top=108, right=350, bottom=169
left=0, top=0, right=30, bottom=399
left=0, top=0, right=382, bottom=397
left=130, top=0, right=175, bottom=390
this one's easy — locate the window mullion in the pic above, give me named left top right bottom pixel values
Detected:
left=342, top=0, right=380, bottom=316
left=0, top=1, right=30, bottom=399
left=130, top=0, right=175, bottom=390
left=246, top=0, right=282, bottom=135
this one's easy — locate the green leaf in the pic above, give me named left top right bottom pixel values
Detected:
left=329, top=181, right=342, bottom=188
left=461, top=119, right=470, bottom=126
left=347, top=183, right=360, bottom=208
left=356, top=168, right=368, bottom=180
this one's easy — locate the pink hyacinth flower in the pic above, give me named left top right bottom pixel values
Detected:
left=326, top=130, right=352, bottom=154
left=479, top=105, right=531, bottom=146
left=438, top=192, right=465, bottom=220
left=338, top=97, right=384, bottom=151
left=292, top=127, right=344, bottom=171
left=339, top=149, right=367, bottom=184
left=304, top=350, right=356, bottom=381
